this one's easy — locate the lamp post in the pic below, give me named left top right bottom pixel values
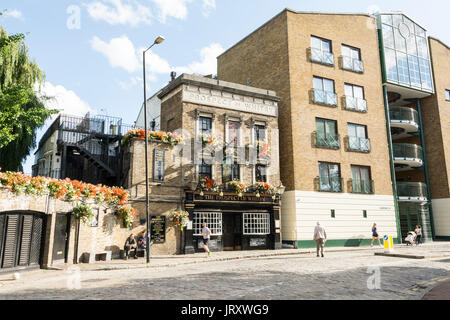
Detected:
left=143, top=35, right=165, bottom=264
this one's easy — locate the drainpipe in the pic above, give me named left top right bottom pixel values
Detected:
left=415, top=98, right=436, bottom=240
left=382, top=85, right=402, bottom=243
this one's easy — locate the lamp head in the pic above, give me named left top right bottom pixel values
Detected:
left=154, top=36, right=165, bottom=45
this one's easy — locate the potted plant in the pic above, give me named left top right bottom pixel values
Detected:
left=226, top=180, right=246, bottom=196
left=169, top=210, right=190, bottom=231
left=73, top=204, right=94, bottom=225
left=116, top=205, right=136, bottom=228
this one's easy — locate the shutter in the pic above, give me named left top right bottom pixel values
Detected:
left=1, top=215, right=19, bottom=269
left=0, top=215, right=5, bottom=263
left=18, top=215, right=33, bottom=266
left=29, top=215, right=43, bottom=265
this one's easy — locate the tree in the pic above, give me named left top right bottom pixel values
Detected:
left=0, top=25, right=57, bottom=171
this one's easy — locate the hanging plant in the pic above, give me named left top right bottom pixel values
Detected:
left=197, top=175, right=218, bottom=192
left=226, top=180, right=246, bottom=195
left=73, top=204, right=94, bottom=225
left=116, top=205, right=136, bottom=228
left=169, top=210, right=189, bottom=231
left=252, top=182, right=275, bottom=195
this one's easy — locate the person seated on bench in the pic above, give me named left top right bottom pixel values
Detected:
left=138, top=231, right=147, bottom=250
left=124, top=234, right=138, bottom=260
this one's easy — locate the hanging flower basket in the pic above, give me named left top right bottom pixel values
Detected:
left=252, top=182, right=275, bottom=195
left=197, top=175, right=218, bottom=192
left=122, top=128, right=183, bottom=147
left=199, top=133, right=218, bottom=148
left=116, top=205, right=136, bottom=228
left=226, top=181, right=246, bottom=195
left=169, top=210, right=189, bottom=231
left=73, top=204, right=94, bottom=225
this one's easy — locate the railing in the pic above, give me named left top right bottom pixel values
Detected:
left=311, top=89, right=338, bottom=107
left=396, top=182, right=428, bottom=200
left=315, top=176, right=343, bottom=193
left=389, top=106, right=419, bottom=126
left=346, top=136, right=371, bottom=153
left=340, top=56, right=364, bottom=73
left=393, top=143, right=423, bottom=162
left=344, top=96, right=367, bottom=112
left=349, top=179, right=374, bottom=194
left=313, top=132, right=340, bottom=149
left=308, top=47, right=334, bottom=66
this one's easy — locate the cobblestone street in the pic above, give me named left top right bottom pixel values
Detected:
left=1, top=244, right=450, bottom=300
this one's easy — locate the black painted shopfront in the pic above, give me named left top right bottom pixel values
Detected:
left=184, top=191, right=282, bottom=253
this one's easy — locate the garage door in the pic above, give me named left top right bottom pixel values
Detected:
left=0, top=212, right=46, bottom=271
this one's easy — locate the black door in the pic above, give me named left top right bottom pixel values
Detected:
left=222, top=214, right=242, bottom=251
left=0, top=212, right=45, bottom=271
left=52, top=213, right=70, bottom=264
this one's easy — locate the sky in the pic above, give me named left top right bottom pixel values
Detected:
left=1, top=0, right=449, bottom=174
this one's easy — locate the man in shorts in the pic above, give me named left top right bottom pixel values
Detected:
left=201, top=222, right=211, bottom=258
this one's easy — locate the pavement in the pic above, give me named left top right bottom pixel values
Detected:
left=0, top=241, right=449, bottom=300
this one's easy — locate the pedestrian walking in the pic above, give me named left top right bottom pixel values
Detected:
left=313, top=222, right=327, bottom=257
left=370, top=223, right=382, bottom=247
left=415, top=225, right=422, bottom=245
left=201, top=222, right=211, bottom=258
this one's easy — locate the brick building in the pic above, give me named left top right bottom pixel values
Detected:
left=217, top=9, right=450, bottom=246
left=127, top=74, right=284, bottom=254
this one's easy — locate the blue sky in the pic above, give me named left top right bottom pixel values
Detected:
left=1, top=0, right=448, bottom=174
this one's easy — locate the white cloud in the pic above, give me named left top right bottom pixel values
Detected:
left=183, top=43, right=224, bottom=75
left=91, top=35, right=140, bottom=73
left=85, top=0, right=152, bottom=27
left=3, top=9, right=24, bottom=20
left=202, top=0, right=216, bottom=17
left=37, top=82, right=95, bottom=117
left=150, top=0, right=192, bottom=23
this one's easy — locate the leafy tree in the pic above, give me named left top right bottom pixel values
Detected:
left=0, top=25, right=57, bottom=171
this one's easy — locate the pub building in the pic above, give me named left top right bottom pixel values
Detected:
left=126, top=73, right=284, bottom=254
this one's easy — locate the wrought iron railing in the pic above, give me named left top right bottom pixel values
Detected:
left=393, top=143, right=423, bottom=162
left=349, top=179, right=374, bottom=194
left=396, top=182, right=428, bottom=199
left=389, top=106, right=419, bottom=126
left=346, top=136, right=371, bottom=153
left=311, top=89, right=338, bottom=107
left=315, top=176, right=343, bottom=193
left=340, top=56, right=364, bottom=73
left=344, top=96, right=367, bottom=112
left=308, top=47, right=334, bottom=66
left=313, top=132, right=340, bottom=149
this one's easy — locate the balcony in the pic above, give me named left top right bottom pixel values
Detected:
left=348, top=179, right=374, bottom=194
left=389, top=106, right=420, bottom=138
left=340, top=56, right=364, bottom=73
left=313, top=132, right=340, bottom=150
left=315, top=176, right=343, bottom=193
left=343, top=96, right=367, bottom=113
left=345, top=136, right=371, bottom=153
left=396, top=182, right=428, bottom=203
left=393, top=143, right=424, bottom=170
left=308, top=47, right=334, bottom=66
left=311, top=89, right=338, bottom=107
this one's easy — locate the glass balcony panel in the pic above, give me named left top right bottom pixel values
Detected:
left=393, top=143, right=423, bottom=161
left=313, top=89, right=337, bottom=106
left=389, top=106, right=419, bottom=125
left=316, top=133, right=340, bottom=149
left=397, top=182, right=428, bottom=199
left=319, top=176, right=342, bottom=192
left=342, top=56, right=364, bottom=73
left=352, top=179, right=373, bottom=194
left=310, top=48, right=334, bottom=66
left=348, top=136, right=370, bottom=152
left=345, top=96, right=367, bottom=112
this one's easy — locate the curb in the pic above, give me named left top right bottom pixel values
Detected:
left=374, top=252, right=425, bottom=259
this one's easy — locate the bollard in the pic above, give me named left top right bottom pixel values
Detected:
left=383, top=235, right=394, bottom=253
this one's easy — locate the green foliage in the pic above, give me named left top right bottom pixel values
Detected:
left=0, top=26, right=57, bottom=170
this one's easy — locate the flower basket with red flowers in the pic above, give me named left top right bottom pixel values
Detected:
left=226, top=180, right=246, bottom=195
left=197, top=175, right=218, bottom=192
left=169, top=210, right=189, bottom=231
left=252, top=182, right=275, bottom=195
left=122, top=128, right=183, bottom=147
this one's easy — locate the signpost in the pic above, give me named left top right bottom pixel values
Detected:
left=383, top=235, right=394, bottom=253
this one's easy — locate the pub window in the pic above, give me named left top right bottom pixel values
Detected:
left=255, top=164, right=267, bottom=182
left=223, top=162, right=240, bottom=183
left=193, top=212, right=222, bottom=236
left=227, top=120, right=241, bottom=148
left=243, top=213, right=270, bottom=235
left=254, top=124, right=267, bottom=143
left=199, top=116, right=212, bottom=135
left=198, top=161, right=212, bottom=180
left=153, top=149, right=165, bottom=182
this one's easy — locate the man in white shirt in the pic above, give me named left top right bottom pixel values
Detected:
left=201, top=222, right=211, bottom=258
left=313, top=222, right=327, bottom=257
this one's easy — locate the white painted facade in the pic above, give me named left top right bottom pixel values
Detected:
left=432, top=198, right=450, bottom=237
left=281, top=190, right=398, bottom=242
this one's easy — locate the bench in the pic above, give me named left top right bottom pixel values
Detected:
left=81, top=251, right=112, bottom=263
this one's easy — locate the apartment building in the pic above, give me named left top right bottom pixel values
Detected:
left=218, top=9, right=399, bottom=247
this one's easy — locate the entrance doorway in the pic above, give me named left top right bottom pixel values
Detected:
left=0, top=211, right=46, bottom=272
left=52, top=213, right=71, bottom=265
left=222, top=213, right=242, bottom=251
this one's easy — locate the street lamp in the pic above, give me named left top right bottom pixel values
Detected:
left=143, top=35, right=165, bottom=264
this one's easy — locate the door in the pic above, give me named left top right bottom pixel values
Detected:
left=0, top=212, right=46, bottom=271
left=52, top=213, right=70, bottom=264
left=222, top=214, right=234, bottom=251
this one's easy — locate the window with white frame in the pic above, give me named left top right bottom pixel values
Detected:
left=243, top=213, right=270, bottom=235
left=193, top=212, right=222, bottom=236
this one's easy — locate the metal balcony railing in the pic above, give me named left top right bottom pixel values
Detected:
left=349, top=179, right=374, bottom=194
left=311, top=89, right=338, bottom=107
left=346, top=136, right=371, bottom=153
left=315, top=176, right=343, bottom=193
left=308, top=47, right=334, bottom=66
left=344, top=96, right=367, bottom=112
left=389, top=106, right=419, bottom=126
left=396, top=182, right=428, bottom=200
left=313, top=132, right=340, bottom=149
left=340, top=56, right=364, bottom=73
left=393, top=143, right=423, bottom=162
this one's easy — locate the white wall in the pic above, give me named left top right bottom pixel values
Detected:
left=281, top=190, right=398, bottom=241
left=432, top=198, right=450, bottom=237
